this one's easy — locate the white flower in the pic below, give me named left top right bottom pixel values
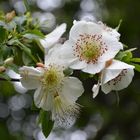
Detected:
left=19, top=49, right=84, bottom=128
left=44, top=44, right=71, bottom=68
left=92, top=60, right=134, bottom=98
left=60, top=20, right=123, bottom=74
left=40, top=23, right=67, bottom=67
left=40, top=23, right=66, bottom=51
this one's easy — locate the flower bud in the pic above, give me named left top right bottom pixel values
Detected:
left=105, top=59, right=113, bottom=68
left=4, top=57, right=14, bottom=65
left=5, top=11, right=16, bottom=22
left=36, top=62, right=44, bottom=68
left=0, top=66, right=6, bottom=73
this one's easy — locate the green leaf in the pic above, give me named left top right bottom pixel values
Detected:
left=14, top=16, right=27, bottom=26
left=31, top=101, right=39, bottom=111
left=22, top=51, right=33, bottom=65
left=16, top=41, right=37, bottom=63
left=63, top=68, right=73, bottom=76
left=0, top=79, right=15, bottom=97
left=6, top=21, right=17, bottom=31
left=39, top=110, right=54, bottom=138
left=80, top=72, right=94, bottom=80
left=115, top=51, right=127, bottom=60
left=7, top=64, right=19, bottom=73
left=0, top=45, right=12, bottom=59
left=116, top=49, right=134, bottom=62
left=129, top=63, right=140, bottom=72
left=23, top=30, right=44, bottom=39
left=0, top=26, right=8, bottom=43
left=122, top=51, right=132, bottom=62
left=0, top=73, right=11, bottom=81
left=130, top=58, right=140, bottom=63
left=23, top=0, right=30, bottom=11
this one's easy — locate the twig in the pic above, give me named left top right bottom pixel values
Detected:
left=0, top=78, right=20, bottom=82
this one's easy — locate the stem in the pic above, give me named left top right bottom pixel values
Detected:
left=16, top=41, right=38, bottom=63
left=115, top=91, right=120, bottom=106
left=0, top=78, right=20, bottom=82
left=23, top=0, right=30, bottom=12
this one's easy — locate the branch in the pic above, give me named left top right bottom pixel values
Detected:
left=0, top=78, right=20, bottom=82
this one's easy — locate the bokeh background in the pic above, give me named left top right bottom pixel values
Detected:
left=0, top=0, right=140, bottom=140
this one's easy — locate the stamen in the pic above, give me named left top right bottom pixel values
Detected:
left=41, top=65, right=64, bottom=90
left=53, top=95, right=80, bottom=128
left=73, top=33, right=108, bottom=64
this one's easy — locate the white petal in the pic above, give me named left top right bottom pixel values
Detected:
left=102, top=68, right=134, bottom=94
left=19, top=66, right=42, bottom=89
left=92, top=82, right=100, bottom=98
left=45, top=43, right=75, bottom=68
left=45, top=44, right=63, bottom=65
left=82, top=62, right=105, bottom=74
left=101, top=83, right=113, bottom=94
left=34, top=86, right=53, bottom=111
left=40, top=23, right=66, bottom=50
left=70, top=60, right=87, bottom=69
left=53, top=102, right=80, bottom=128
left=99, top=33, right=123, bottom=62
left=69, top=20, right=102, bottom=42
left=101, top=60, right=135, bottom=84
left=59, top=40, right=78, bottom=64
left=98, top=21, right=120, bottom=40
left=108, top=29, right=120, bottom=40
left=101, top=69, right=122, bottom=85
left=60, top=77, right=84, bottom=104
left=34, top=86, right=44, bottom=108
left=106, top=60, right=134, bottom=70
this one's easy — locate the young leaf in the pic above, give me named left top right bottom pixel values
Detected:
left=63, top=68, right=73, bottom=76
left=0, top=26, right=8, bottom=43
left=130, top=58, right=140, bottom=63
left=23, top=30, right=44, bottom=39
left=23, top=0, right=30, bottom=12
left=129, top=63, right=140, bottom=72
left=122, top=51, right=132, bottom=62
left=116, top=49, right=134, bottom=62
left=7, top=64, right=19, bottom=73
left=22, top=51, right=33, bottom=65
left=16, top=41, right=37, bottom=63
left=0, top=73, right=11, bottom=81
left=115, top=51, right=127, bottom=60
left=38, top=110, right=54, bottom=138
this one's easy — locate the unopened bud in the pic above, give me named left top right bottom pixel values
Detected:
left=5, top=11, right=16, bottom=22
left=4, top=57, right=14, bottom=65
left=0, top=66, right=6, bottom=73
left=36, top=62, right=44, bottom=68
left=105, top=59, right=113, bottom=68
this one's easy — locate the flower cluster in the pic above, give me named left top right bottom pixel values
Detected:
left=19, top=20, right=135, bottom=129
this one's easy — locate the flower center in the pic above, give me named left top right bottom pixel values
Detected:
left=42, top=65, right=64, bottom=90
left=81, top=43, right=100, bottom=62
left=73, top=34, right=108, bottom=64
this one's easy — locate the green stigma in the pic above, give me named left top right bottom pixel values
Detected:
left=81, top=43, right=100, bottom=62
left=42, top=66, right=64, bottom=88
